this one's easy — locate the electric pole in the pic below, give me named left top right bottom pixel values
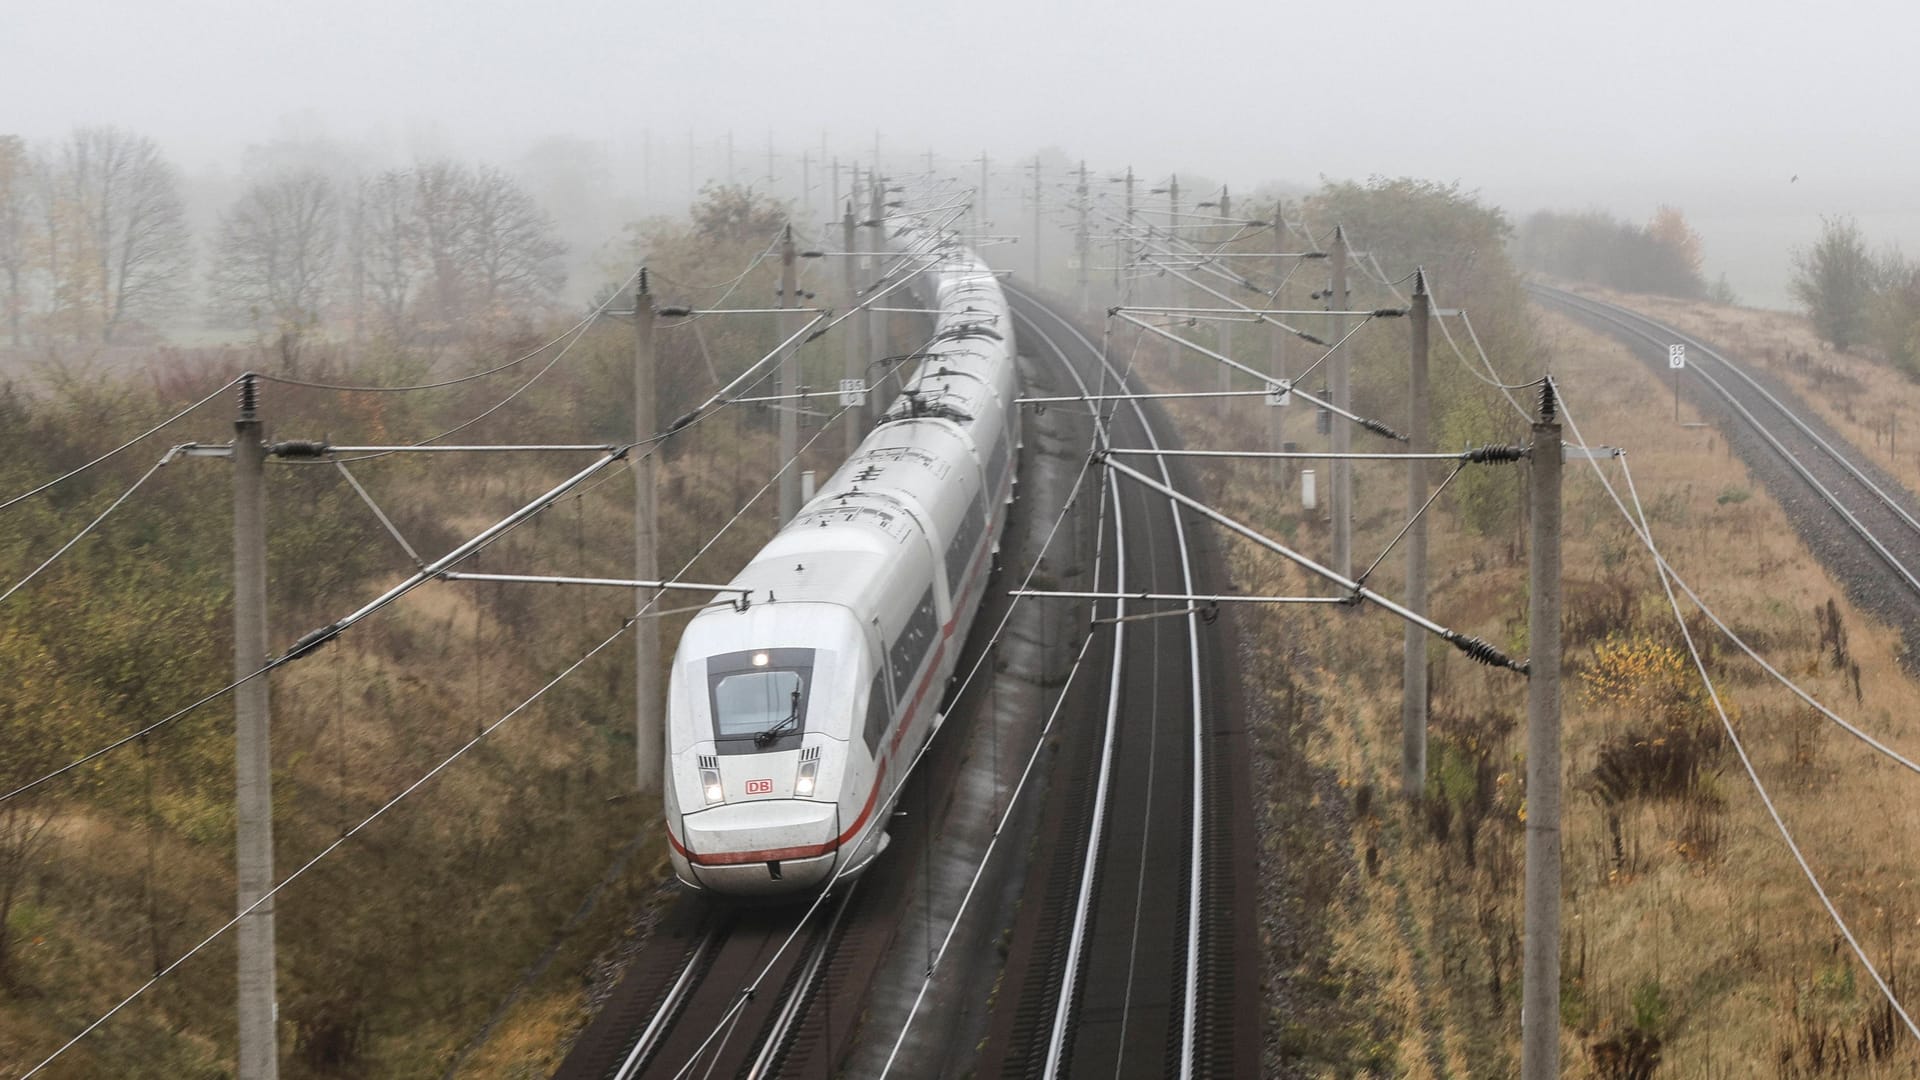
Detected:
left=843, top=199, right=863, bottom=455
left=726, top=129, right=735, bottom=185
left=632, top=273, right=662, bottom=797
left=1075, top=160, right=1090, bottom=314
left=1166, top=174, right=1180, bottom=367
left=779, top=225, right=801, bottom=525
left=1218, top=185, right=1233, bottom=412
left=686, top=129, right=696, bottom=199
left=801, top=150, right=811, bottom=220
left=233, top=372, right=279, bottom=1080
left=1270, top=199, right=1288, bottom=487
left=1119, top=165, right=1135, bottom=291
left=868, top=172, right=890, bottom=411
left=1329, top=224, right=1351, bottom=578
left=1030, top=157, right=1042, bottom=287
left=977, top=151, right=990, bottom=241
left=1522, top=380, right=1563, bottom=1080
left=1403, top=269, right=1431, bottom=798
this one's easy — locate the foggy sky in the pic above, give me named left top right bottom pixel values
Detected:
left=7, top=0, right=1916, bottom=307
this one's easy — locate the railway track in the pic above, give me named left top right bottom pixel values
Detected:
left=555, top=286, right=1256, bottom=1080
left=553, top=887, right=861, bottom=1080
left=1534, top=286, right=1920, bottom=630
left=978, top=290, right=1257, bottom=1078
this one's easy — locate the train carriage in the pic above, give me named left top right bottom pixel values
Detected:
left=664, top=231, right=1019, bottom=897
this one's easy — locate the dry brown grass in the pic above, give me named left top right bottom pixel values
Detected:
left=1123, top=301, right=1920, bottom=1076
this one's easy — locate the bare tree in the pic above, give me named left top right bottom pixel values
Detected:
left=56, top=127, right=191, bottom=343
left=410, top=161, right=565, bottom=333
left=208, top=171, right=338, bottom=369
left=29, top=147, right=76, bottom=341
left=461, top=164, right=565, bottom=317
left=414, top=160, right=470, bottom=332
left=0, top=136, right=35, bottom=347
left=351, top=169, right=421, bottom=342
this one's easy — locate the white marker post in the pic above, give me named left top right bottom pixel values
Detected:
left=1669, top=343, right=1686, bottom=422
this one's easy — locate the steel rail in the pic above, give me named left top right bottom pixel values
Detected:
left=743, top=864, right=859, bottom=1077
left=1539, top=286, right=1920, bottom=538
left=1535, top=286, right=1920, bottom=598
left=1012, top=293, right=1209, bottom=1080
left=611, top=924, right=724, bottom=1080
left=1033, top=313, right=1129, bottom=1080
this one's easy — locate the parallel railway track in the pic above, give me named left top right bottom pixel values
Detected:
left=1536, top=282, right=1920, bottom=641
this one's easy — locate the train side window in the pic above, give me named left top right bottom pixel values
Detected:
left=862, top=669, right=890, bottom=756
left=944, top=490, right=986, bottom=590
left=987, top=436, right=1009, bottom=497
left=887, top=586, right=939, bottom=699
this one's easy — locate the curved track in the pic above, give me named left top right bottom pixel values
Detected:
left=1535, top=284, right=1920, bottom=650
left=555, top=286, right=1258, bottom=1080
left=979, top=289, right=1258, bottom=1078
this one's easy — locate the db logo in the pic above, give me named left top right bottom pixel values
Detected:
left=745, top=778, right=774, bottom=795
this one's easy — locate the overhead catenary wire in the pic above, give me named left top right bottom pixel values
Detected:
left=298, top=294, right=621, bottom=466
left=2, top=447, right=183, bottom=605
left=658, top=260, right=1125, bottom=1080
left=1111, top=312, right=1407, bottom=442
left=1557, top=401, right=1920, bottom=778
left=258, top=263, right=643, bottom=394
left=17, top=609, right=641, bottom=1079
left=1429, top=290, right=1920, bottom=772
left=24, top=326, right=899, bottom=1073
left=0, top=375, right=241, bottom=514
left=1607, top=436, right=1920, bottom=1045
left=878, top=284, right=1205, bottom=1074
left=0, top=446, right=631, bottom=806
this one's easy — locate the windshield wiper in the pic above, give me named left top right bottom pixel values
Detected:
left=753, top=686, right=803, bottom=747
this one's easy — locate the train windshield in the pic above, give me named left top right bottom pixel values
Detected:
left=706, top=648, right=815, bottom=752
left=713, top=671, right=801, bottom=739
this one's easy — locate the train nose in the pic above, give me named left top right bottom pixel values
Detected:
left=680, top=800, right=840, bottom=896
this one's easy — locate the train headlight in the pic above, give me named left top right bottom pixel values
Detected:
left=700, top=765, right=725, bottom=805
left=794, top=758, right=819, bottom=798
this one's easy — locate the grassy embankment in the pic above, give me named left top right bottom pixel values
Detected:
left=1116, top=212, right=1920, bottom=1074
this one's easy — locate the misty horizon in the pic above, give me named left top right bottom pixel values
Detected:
left=7, top=0, right=1917, bottom=309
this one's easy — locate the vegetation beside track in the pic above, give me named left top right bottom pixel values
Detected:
left=1114, top=178, right=1920, bottom=1076
left=0, top=188, right=857, bottom=1077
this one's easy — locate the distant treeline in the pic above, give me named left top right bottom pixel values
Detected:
left=0, top=128, right=569, bottom=363
left=1511, top=206, right=1720, bottom=301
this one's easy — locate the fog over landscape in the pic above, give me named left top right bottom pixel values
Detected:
left=15, top=3, right=1920, bottom=1076
left=5, top=0, right=1915, bottom=308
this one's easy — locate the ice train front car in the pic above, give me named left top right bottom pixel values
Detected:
left=662, top=229, right=1018, bottom=898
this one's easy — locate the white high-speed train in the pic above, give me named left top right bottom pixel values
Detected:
left=663, top=222, right=1020, bottom=897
